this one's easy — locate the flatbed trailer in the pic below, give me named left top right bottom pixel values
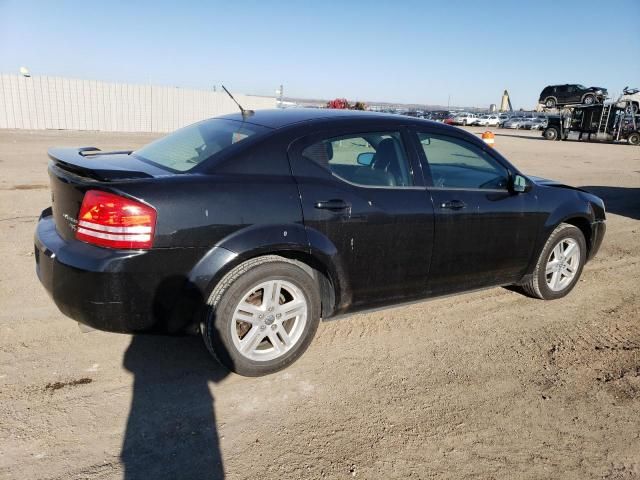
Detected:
left=542, top=102, right=639, bottom=145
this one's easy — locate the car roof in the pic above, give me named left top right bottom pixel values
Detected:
left=219, top=108, right=406, bottom=129
left=213, top=108, right=498, bottom=153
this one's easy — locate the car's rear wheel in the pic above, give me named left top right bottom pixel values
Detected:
left=545, top=98, right=556, bottom=108
left=521, top=223, right=586, bottom=300
left=201, top=256, right=321, bottom=376
left=583, top=94, right=595, bottom=105
left=628, top=132, right=640, bottom=146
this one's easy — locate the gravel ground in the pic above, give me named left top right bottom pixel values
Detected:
left=0, top=127, right=639, bottom=480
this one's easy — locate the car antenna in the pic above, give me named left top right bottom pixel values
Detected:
left=221, top=85, right=254, bottom=118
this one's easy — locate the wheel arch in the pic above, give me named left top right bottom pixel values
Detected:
left=185, top=225, right=349, bottom=326
left=524, top=206, right=595, bottom=277
left=562, top=216, right=592, bottom=256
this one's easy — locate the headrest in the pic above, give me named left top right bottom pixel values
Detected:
left=373, top=138, right=398, bottom=169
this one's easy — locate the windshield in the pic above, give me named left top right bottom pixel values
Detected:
left=133, top=119, right=268, bottom=172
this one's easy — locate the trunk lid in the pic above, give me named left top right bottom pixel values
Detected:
left=48, top=147, right=167, bottom=241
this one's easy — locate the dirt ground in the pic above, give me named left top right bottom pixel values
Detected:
left=0, top=126, right=639, bottom=480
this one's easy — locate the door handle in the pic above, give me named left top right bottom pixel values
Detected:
left=314, top=199, right=351, bottom=211
left=440, top=200, right=466, bottom=210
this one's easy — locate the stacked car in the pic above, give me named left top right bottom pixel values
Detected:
left=539, top=84, right=607, bottom=109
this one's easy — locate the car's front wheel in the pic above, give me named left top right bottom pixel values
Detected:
left=521, top=223, right=587, bottom=300
left=201, top=256, right=321, bottom=376
left=545, top=98, right=556, bottom=108
left=628, top=132, right=640, bottom=146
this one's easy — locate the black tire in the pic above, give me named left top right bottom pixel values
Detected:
left=521, top=223, right=587, bottom=300
left=543, top=127, right=559, bottom=140
left=628, top=132, right=640, bottom=146
left=583, top=94, right=595, bottom=105
left=201, top=255, right=321, bottom=376
left=545, top=98, right=556, bottom=108
left=462, top=120, right=467, bottom=126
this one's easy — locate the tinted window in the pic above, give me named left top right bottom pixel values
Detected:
left=418, top=133, right=508, bottom=190
left=134, top=119, right=267, bottom=172
left=302, top=132, right=413, bottom=187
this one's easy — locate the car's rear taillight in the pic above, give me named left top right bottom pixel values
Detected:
left=76, top=190, right=156, bottom=249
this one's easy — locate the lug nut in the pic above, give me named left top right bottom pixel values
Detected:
left=260, top=325, right=266, bottom=330
left=268, top=306, right=274, bottom=312
left=258, top=314, right=264, bottom=319
left=271, top=324, right=277, bottom=330
left=276, top=313, right=281, bottom=319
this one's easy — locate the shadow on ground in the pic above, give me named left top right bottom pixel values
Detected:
left=579, top=186, right=640, bottom=221
left=121, top=335, right=228, bottom=479
left=493, top=131, right=546, bottom=140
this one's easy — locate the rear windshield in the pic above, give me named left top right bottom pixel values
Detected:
left=133, top=119, right=268, bottom=172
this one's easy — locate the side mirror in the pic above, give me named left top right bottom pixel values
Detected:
left=511, top=174, right=529, bottom=193
left=357, top=152, right=374, bottom=166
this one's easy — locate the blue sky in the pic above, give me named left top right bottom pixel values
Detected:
left=1, top=0, right=639, bottom=108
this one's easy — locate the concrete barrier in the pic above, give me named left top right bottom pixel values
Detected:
left=0, top=74, right=276, bottom=133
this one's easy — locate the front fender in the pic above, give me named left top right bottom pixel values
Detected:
left=524, top=195, right=596, bottom=275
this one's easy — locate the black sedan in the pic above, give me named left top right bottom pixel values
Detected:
left=35, top=109, right=606, bottom=376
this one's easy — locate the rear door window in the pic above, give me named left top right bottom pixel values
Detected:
left=302, top=132, right=414, bottom=187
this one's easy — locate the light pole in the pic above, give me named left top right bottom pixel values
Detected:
left=275, top=85, right=284, bottom=108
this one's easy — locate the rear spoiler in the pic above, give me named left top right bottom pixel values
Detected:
left=47, top=147, right=155, bottom=181
left=77, top=147, right=134, bottom=157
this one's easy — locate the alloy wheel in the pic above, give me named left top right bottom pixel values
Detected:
left=545, top=238, right=581, bottom=291
left=230, top=279, right=308, bottom=362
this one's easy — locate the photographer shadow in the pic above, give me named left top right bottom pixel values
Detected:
left=120, top=278, right=229, bottom=479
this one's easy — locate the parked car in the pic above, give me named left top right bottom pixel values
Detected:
left=498, top=113, right=511, bottom=127
left=426, top=111, right=449, bottom=122
left=443, top=114, right=458, bottom=125
left=539, top=84, right=608, bottom=109
left=473, top=114, right=501, bottom=127
left=616, top=86, right=640, bottom=114
left=453, top=112, right=478, bottom=126
left=35, top=109, right=606, bottom=376
left=528, top=117, right=548, bottom=130
left=503, top=117, right=527, bottom=129
left=518, top=117, right=545, bottom=130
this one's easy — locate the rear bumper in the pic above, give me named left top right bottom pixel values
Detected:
left=35, top=210, right=206, bottom=334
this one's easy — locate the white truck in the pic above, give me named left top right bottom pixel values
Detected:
left=453, top=112, right=478, bottom=126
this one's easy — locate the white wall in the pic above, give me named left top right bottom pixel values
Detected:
left=0, top=74, right=276, bottom=132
